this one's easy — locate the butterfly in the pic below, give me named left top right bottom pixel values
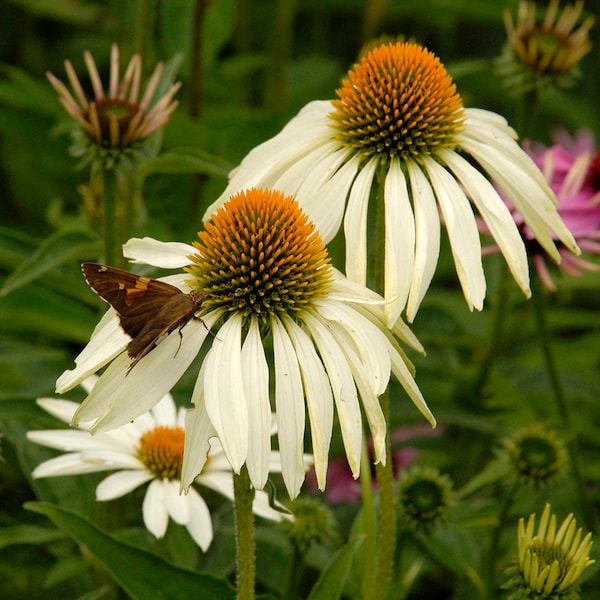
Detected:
left=82, top=263, right=207, bottom=371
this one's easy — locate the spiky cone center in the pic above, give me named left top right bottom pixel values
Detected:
left=329, top=42, right=465, bottom=165
left=187, top=188, right=334, bottom=323
left=137, top=426, right=185, bottom=480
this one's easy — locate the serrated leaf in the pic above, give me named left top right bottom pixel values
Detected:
left=307, top=535, right=364, bottom=600
left=26, top=502, right=236, bottom=600
left=1, top=228, right=100, bottom=297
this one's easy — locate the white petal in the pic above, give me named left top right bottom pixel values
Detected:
left=142, top=479, right=169, bottom=538
left=35, top=398, right=78, bottom=424
left=184, top=487, right=213, bottom=551
left=204, top=101, right=335, bottom=219
left=241, top=317, right=271, bottom=490
left=252, top=490, right=289, bottom=522
left=424, top=158, right=486, bottom=311
left=123, top=237, right=196, bottom=268
left=181, top=369, right=216, bottom=490
left=27, top=429, right=108, bottom=452
left=96, top=469, right=154, bottom=500
left=31, top=454, right=112, bottom=478
left=460, top=136, right=579, bottom=259
left=163, top=479, right=190, bottom=525
left=384, top=160, right=415, bottom=325
left=344, top=158, right=378, bottom=285
left=79, top=375, right=99, bottom=395
left=56, top=310, right=128, bottom=393
left=73, top=314, right=216, bottom=431
left=406, top=160, right=441, bottom=322
left=302, top=313, right=362, bottom=478
left=282, top=317, right=333, bottom=491
left=150, top=393, right=178, bottom=427
left=296, top=151, right=359, bottom=242
left=439, top=147, right=530, bottom=296
left=272, top=316, right=306, bottom=499
left=390, top=348, right=436, bottom=427
left=79, top=448, right=143, bottom=470
left=204, top=315, right=248, bottom=473
left=198, top=470, right=234, bottom=499
left=317, top=300, right=390, bottom=395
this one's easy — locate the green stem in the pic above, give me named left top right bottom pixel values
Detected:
left=233, top=465, right=256, bottom=600
left=134, top=0, right=158, bottom=68
left=368, top=173, right=396, bottom=599
left=100, top=167, right=122, bottom=267
left=483, top=479, right=519, bottom=600
left=265, top=0, right=296, bottom=110
left=470, top=260, right=510, bottom=405
left=360, top=433, right=377, bottom=599
left=530, top=278, right=594, bottom=528
left=372, top=390, right=395, bottom=598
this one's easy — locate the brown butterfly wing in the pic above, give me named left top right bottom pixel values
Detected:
left=81, top=263, right=183, bottom=338
left=126, top=293, right=201, bottom=369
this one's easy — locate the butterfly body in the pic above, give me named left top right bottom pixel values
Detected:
left=82, top=263, right=206, bottom=371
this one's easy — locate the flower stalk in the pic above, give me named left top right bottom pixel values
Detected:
left=233, top=465, right=256, bottom=600
left=531, top=275, right=594, bottom=529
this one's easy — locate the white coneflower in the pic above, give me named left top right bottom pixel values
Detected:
left=205, top=42, right=579, bottom=324
left=56, top=188, right=434, bottom=499
left=28, top=379, right=290, bottom=551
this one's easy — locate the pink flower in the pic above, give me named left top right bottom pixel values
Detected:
left=482, top=129, right=600, bottom=291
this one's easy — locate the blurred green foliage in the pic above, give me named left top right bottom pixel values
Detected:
left=0, top=0, right=599, bottom=598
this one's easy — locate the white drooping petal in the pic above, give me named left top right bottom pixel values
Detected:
left=204, top=314, right=248, bottom=473
left=241, top=317, right=271, bottom=490
left=123, top=237, right=196, bottom=268
left=384, top=159, right=415, bottom=326
left=56, top=310, right=128, bottom=393
left=406, top=160, right=441, bottom=322
left=295, top=151, right=359, bottom=243
left=440, top=147, right=530, bottom=296
left=73, top=316, right=215, bottom=431
left=344, top=157, right=378, bottom=286
left=142, top=479, right=169, bottom=538
left=204, top=101, right=335, bottom=219
left=282, top=316, right=333, bottom=491
left=272, top=316, right=306, bottom=499
left=425, top=158, right=486, bottom=311
left=302, top=313, right=362, bottom=478
left=181, top=370, right=216, bottom=491
left=96, top=469, right=154, bottom=500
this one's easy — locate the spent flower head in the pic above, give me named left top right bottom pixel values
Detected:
left=27, top=378, right=290, bottom=551
left=499, top=0, right=594, bottom=93
left=205, top=42, right=579, bottom=324
left=56, top=188, right=435, bottom=500
left=47, top=43, right=180, bottom=167
left=503, top=503, right=595, bottom=599
left=504, top=426, right=567, bottom=487
left=397, top=465, right=453, bottom=531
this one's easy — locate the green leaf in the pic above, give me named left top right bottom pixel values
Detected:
left=140, top=147, right=233, bottom=179
left=307, top=535, right=364, bottom=600
left=26, top=501, right=237, bottom=600
left=0, top=227, right=100, bottom=297
left=0, top=524, right=65, bottom=551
